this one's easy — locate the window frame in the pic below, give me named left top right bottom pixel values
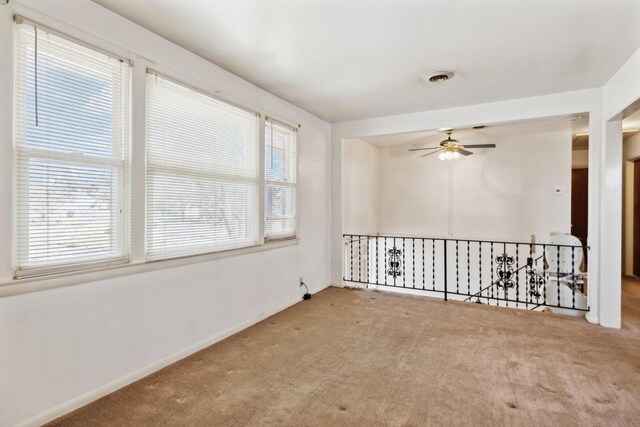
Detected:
left=144, top=70, right=262, bottom=260
left=264, top=117, right=298, bottom=242
left=6, top=15, right=302, bottom=288
left=13, top=18, right=132, bottom=279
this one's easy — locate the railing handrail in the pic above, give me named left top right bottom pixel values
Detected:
left=344, top=236, right=369, bottom=245
left=342, top=233, right=588, bottom=312
left=343, top=233, right=590, bottom=250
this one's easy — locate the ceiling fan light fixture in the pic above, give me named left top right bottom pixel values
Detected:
left=438, top=149, right=460, bottom=161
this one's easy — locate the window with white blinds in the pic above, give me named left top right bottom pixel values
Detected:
left=265, top=118, right=297, bottom=240
left=146, top=73, right=260, bottom=259
left=14, top=20, right=131, bottom=276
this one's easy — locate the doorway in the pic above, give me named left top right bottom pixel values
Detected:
left=571, top=168, right=589, bottom=247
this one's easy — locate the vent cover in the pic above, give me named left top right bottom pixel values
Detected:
left=425, top=71, right=454, bottom=83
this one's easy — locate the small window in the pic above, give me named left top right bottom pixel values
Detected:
left=265, top=118, right=297, bottom=240
left=14, top=20, right=131, bottom=276
left=145, top=73, right=260, bottom=259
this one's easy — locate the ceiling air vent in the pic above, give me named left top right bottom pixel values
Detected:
left=425, top=71, right=454, bottom=83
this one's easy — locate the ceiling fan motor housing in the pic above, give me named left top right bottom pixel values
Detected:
left=440, top=132, right=459, bottom=147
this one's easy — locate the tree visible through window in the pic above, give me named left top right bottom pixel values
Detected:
left=145, top=74, right=260, bottom=259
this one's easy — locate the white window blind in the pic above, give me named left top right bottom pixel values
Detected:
left=265, top=118, right=297, bottom=240
left=146, top=73, right=260, bottom=259
left=14, top=20, right=131, bottom=276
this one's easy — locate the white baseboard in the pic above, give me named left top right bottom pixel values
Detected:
left=585, top=311, right=599, bottom=325
left=18, top=284, right=330, bottom=427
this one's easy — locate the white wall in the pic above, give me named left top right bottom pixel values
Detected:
left=0, top=1, right=331, bottom=426
left=377, top=133, right=572, bottom=242
left=342, top=139, right=379, bottom=235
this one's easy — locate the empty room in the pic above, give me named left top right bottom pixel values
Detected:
left=1, top=0, right=640, bottom=426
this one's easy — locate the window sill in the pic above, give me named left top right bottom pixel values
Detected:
left=265, top=234, right=297, bottom=243
left=0, top=238, right=299, bottom=298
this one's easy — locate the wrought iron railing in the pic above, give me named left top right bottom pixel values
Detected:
left=343, top=234, right=589, bottom=312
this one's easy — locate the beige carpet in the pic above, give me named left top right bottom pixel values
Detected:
left=50, top=279, right=640, bottom=426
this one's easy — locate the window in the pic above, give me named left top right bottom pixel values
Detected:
left=14, top=20, right=131, bottom=276
left=265, top=118, right=297, bottom=240
left=145, top=73, right=260, bottom=259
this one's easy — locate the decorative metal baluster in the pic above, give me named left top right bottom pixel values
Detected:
left=443, top=240, right=448, bottom=301
left=557, top=245, right=561, bottom=307
left=515, top=244, right=519, bottom=308
left=527, top=244, right=533, bottom=307
left=422, top=239, right=425, bottom=290
left=503, top=242, right=508, bottom=307
left=432, top=239, right=436, bottom=291
left=384, top=237, right=388, bottom=287
left=542, top=245, right=546, bottom=305
left=350, top=236, right=353, bottom=282
left=402, top=238, right=406, bottom=288
left=358, top=235, right=362, bottom=282
left=479, top=242, right=483, bottom=303
left=394, top=237, right=397, bottom=287
left=572, top=246, right=576, bottom=309
left=412, top=238, right=416, bottom=289
left=467, top=241, right=471, bottom=296
left=375, top=237, right=379, bottom=285
left=456, top=240, right=459, bottom=294
left=491, top=242, right=495, bottom=305
left=366, top=237, right=370, bottom=286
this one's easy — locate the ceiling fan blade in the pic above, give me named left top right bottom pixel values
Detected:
left=421, top=149, right=442, bottom=158
left=463, top=144, right=496, bottom=148
left=408, top=147, right=439, bottom=151
left=457, top=148, right=473, bottom=156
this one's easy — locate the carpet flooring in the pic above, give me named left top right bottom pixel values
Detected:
left=49, top=278, right=640, bottom=426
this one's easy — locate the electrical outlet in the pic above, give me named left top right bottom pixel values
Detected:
left=299, top=276, right=304, bottom=286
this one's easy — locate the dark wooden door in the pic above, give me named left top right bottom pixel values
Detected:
left=634, top=161, right=640, bottom=276
left=571, top=168, right=589, bottom=246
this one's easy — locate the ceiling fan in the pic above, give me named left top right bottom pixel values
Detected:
left=409, top=129, right=496, bottom=161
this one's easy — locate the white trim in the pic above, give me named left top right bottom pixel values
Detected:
left=14, top=14, right=132, bottom=64
left=265, top=234, right=297, bottom=243
left=265, top=180, right=297, bottom=188
left=13, top=21, right=132, bottom=277
left=258, top=115, right=266, bottom=243
left=15, top=256, right=129, bottom=279
left=14, top=282, right=328, bottom=427
left=265, top=115, right=300, bottom=132
left=0, top=238, right=299, bottom=298
left=264, top=119, right=298, bottom=240
left=130, top=60, right=147, bottom=263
